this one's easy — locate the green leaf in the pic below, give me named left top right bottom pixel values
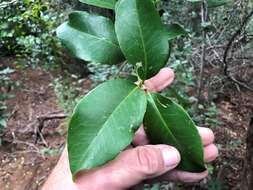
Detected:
left=143, top=93, right=205, bottom=172
left=57, top=11, right=124, bottom=65
left=115, top=0, right=170, bottom=80
left=165, top=24, right=188, bottom=41
left=0, top=119, right=6, bottom=129
left=207, top=0, right=229, bottom=8
left=79, top=0, right=116, bottom=9
left=68, top=79, right=147, bottom=176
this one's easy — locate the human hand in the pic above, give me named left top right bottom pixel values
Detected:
left=42, top=68, right=218, bottom=190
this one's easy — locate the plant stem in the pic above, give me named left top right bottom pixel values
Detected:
left=197, top=0, right=208, bottom=102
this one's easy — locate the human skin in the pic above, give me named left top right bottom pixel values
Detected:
left=42, top=68, right=218, bottom=190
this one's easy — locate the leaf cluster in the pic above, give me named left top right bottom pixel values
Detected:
left=0, top=0, right=64, bottom=67
left=57, top=0, right=206, bottom=177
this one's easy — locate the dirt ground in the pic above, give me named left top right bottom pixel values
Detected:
left=213, top=90, right=252, bottom=189
left=0, top=66, right=67, bottom=190
left=0, top=60, right=252, bottom=190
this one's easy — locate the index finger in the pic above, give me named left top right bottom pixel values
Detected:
left=144, top=68, right=175, bottom=92
left=133, top=126, right=215, bottom=147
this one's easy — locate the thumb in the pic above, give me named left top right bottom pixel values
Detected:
left=111, top=145, right=181, bottom=188
left=76, top=145, right=180, bottom=190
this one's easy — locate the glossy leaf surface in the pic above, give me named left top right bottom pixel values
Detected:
left=144, top=93, right=206, bottom=172
left=115, top=0, right=170, bottom=80
left=57, top=11, right=124, bottom=65
left=79, top=0, right=116, bottom=9
left=68, top=79, right=147, bottom=176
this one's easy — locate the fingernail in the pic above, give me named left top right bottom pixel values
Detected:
left=161, top=146, right=180, bottom=167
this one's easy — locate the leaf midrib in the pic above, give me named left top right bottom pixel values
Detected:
left=135, top=0, right=148, bottom=78
left=147, top=93, right=184, bottom=152
left=77, top=85, right=139, bottom=171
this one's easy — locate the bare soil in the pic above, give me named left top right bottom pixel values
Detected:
left=213, top=89, right=253, bottom=189
left=0, top=66, right=68, bottom=190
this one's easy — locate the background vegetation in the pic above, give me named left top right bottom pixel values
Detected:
left=0, top=0, right=252, bottom=189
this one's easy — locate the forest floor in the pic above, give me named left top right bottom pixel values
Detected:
left=0, top=59, right=252, bottom=190
left=0, top=65, right=68, bottom=190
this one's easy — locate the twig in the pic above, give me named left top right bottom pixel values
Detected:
left=11, top=132, right=40, bottom=152
left=228, top=62, right=253, bottom=72
left=8, top=105, right=18, bottom=119
left=115, top=60, right=128, bottom=77
left=33, top=112, right=68, bottom=145
left=223, top=10, right=253, bottom=75
left=221, top=10, right=253, bottom=91
left=206, top=44, right=226, bottom=50
left=235, top=56, right=253, bottom=60
left=228, top=75, right=253, bottom=92
left=206, top=35, right=223, bottom=63
left=197, top=0, right=208, bottom=101
left=36, top=113, right=68, bottom=123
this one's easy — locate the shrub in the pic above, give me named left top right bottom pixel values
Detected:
left=0, top=0, right=64, bottom=67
